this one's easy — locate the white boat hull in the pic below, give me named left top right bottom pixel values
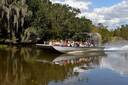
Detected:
left=36, top=44, right=104, bottom=54
left=53, top=46, right=104, bottom=53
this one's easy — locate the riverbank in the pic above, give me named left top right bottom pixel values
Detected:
left=0, top=41, right=36, bottom=46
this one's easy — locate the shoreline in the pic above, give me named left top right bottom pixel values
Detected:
left=0, top=42, right=37, bottom=46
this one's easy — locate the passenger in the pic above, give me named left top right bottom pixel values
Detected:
left=67, top=40, right=72, bottom=47
left=74, top=41, right=79, bottom=47
left=84, top=41, right=88, bottom=47
left=90, top=44, right=94, bottom=47
left=91, top=40, right=95, bottom=47
left=80, top=41, right=84, bottom=47
left=60, top=40, right=64, bottom=46
left=71, top=41, right=75, bottom=47
left=49, top=40, right=53, bottom=45
left=54, top=40, right=60, bottom=46
left=87, top=40, right=91, bottom=47
left=63, top=40, right=68, bottom=46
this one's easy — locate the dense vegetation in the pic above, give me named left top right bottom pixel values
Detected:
left=95, top=24, right=128, bottom=43
left=113, top=25, right=128, bottom=40
left=0, top=0, right=92, bottom=43
left=0, top=0, right=128, bottom=44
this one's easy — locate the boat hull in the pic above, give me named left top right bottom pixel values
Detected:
left=53, top=46, right=104, bottom=53
left=36, top=44, right=104, bottom=54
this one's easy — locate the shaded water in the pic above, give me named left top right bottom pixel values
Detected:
left=0, top=45, right=128, bottom=85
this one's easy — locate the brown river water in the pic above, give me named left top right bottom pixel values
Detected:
left=0, top=45, right=128, bottom=85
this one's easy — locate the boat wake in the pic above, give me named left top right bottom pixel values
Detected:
left=104, top=45, right=128, bottom=51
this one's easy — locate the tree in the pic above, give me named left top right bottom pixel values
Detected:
left=0, top=0, right=97, bottom=43
left=0, top=0, right=31, bottom=42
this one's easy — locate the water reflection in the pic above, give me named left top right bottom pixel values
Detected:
left=0, top=46, right=106, bottom=85
left=101, top=51, right=128, bottom=75
left=53, top=52, right=105, bottom=73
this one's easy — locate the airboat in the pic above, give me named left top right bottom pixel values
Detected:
left=36, top=44, right=104, bottom=53
left=36, top=33, right=104, bottom=54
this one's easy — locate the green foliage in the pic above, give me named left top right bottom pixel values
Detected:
left=96, top=24, right=128, bottom=43
left=98, top=28, right=112, bottom=43
left=26, top=0, right=93, bottom=41
left=0, top=0, right=116, bottom=43
left=0, top=0, right=31, bottom=42
left=113, top=25, right=128, bottom=40
left=96, top=23, right=113, bottom=43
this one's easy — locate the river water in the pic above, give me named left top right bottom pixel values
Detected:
left=0, top=45, right=128, bottom=85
